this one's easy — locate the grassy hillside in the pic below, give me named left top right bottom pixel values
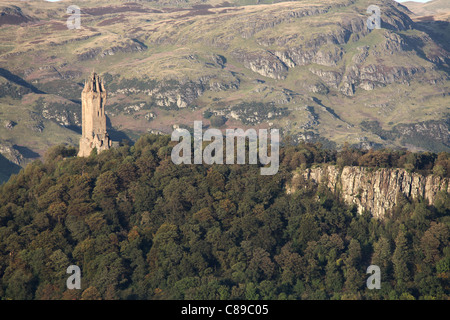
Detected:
left=0, top=0, right=449, bottom=182
left=402, top=0, right=450, bottom=17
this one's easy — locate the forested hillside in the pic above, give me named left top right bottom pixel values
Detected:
left=0, top=134, right=449, bottom=300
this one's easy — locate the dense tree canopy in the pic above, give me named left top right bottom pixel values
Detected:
left=0, top=135, right=449, bottom=300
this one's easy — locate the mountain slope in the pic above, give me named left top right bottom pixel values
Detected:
left=402, top=0, right=450, bottom=19
left=0, top=0, right=449, bottom=182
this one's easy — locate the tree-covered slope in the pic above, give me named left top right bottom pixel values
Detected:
left=0, top=135, right=449, bottom=300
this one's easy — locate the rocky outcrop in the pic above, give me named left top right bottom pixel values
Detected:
left=3, top=120, right=15, bottom=130
left=151, top=80, right=205, bottom=109
left=288, top=165, right=449, bottom=218
left=231, top=49, right=288, bottom=80
left=77, top=39, right=147, bottom=61
left=214, top=101, right=289, bottom=125
left=111, top=74, right=239, bottom=109
left=0, top=142, right=24, bottom=166
left=0, top=5, right=33, bottom=26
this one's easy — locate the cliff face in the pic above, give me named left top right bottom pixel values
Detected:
left=288, top=166, right=450, bottom=218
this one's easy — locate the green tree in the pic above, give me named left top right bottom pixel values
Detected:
left=371, top=237, right=392, bottom=278
left=392, top=229, right=411, bottom=288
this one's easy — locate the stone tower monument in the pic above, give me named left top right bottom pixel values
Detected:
left=78, top=72, right=111, bottom=157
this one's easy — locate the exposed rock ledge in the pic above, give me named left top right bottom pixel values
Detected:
left=287, top=166, right=450, bottom=219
